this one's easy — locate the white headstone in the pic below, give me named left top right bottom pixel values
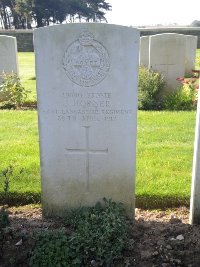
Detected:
left=34, top=24, right=139, bottom=217
left=0, top=35, right=18, bottom=74
left=149, top=33, right=186, bottom=93
left=0, top=35, right=19, bottom=101
left=184, top=35, right=198, bottom=74
left=190, top=83, right=200, bottom=224
left=139, top=36, right=150, bottom=67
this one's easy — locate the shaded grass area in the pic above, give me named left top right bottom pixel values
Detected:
left=0, top=192, right=41, bottom=206
left=0, top=110, right=196, bottom=208
left=136, top=195, right=190, bottom=209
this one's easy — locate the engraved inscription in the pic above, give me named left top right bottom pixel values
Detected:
left=41, top=91, right=134, bottom=123
left=63, top=31, right=110, bottom=87
left=62, top=91, right=132, bottom=121
left=65, top=126, right=108, bottom=191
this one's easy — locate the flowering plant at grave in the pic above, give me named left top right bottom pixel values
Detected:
left=176, top=76, right=199, bottom=103
left=196, top=57, right=200, bottom=69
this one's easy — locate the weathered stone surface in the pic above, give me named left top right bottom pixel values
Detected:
left=0, top=30, right=33, bottom=52
left=139, top=36, right=150, bottom=67
left=149, top=33, right=186, bottom=93
left=0, top=35, right=18, bottom=74
left=184, top=35, right=198, bottom=74
left=34, top=23, right=139, bottom=217
left=0, top=35, right=19, bottom=101
left=190, top=85, right=200, bottom=224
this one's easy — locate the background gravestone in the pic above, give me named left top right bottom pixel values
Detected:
left=149, top=33, right=185, bottom=94
left=139, top=36, right=150, bottom=67
left=184, top=35, right=198, bottom=74
left=34, top=23, right=139, bottom=217
left=190, top=84, right=200, bottom=224
left=0, top=35, right=18, bottom=75
left=0, top=35, right=19, bottom=100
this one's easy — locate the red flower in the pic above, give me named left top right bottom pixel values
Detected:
left=176, top=77, right=184, bottom=81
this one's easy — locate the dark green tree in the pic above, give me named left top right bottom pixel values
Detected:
left=14, top=0, right=32, bottom=29
left=0, top=0, right=111, bottom=29
left=85, top=0, right=111, bottom=22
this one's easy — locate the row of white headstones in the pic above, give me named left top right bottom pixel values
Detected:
left=140, top=33, right=198, bottom=94
left=0, top=25, right=200, bottom=224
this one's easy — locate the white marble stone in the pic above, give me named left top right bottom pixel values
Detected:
left=0, top=35, right=19, bottom=100
left=139, top=36, right=150, bottom=67
left=149, top=33, right=186, bottom=93
left=34, top=23, right=139, bottom=217
left=184, top=35, right=198, bottom=74
left=0, top=35, right=18, bottom=74
left=190, top=83, right=200, bottom=224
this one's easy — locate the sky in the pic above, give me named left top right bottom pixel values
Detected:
left=105, top=0, right=200, bottom=27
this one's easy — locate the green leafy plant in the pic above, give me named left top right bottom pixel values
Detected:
left=0, top=165, right=13, bottom=195
left=29, top=231, right=72, bottom=267
left=0, top=206, right=10, bottom=231
left=163, top=75, right=198, bottom=111
left=196, top=56, right=200, bottom=69
left=67, top=198, right=128, bottom=266
left=0, top=206, right=10, bottom=259
left=0, top=72, right=29, bottom=109
left=0, top=166, right=11, bottom=248
left=138, top=66, right=165, bottom=110
left=0, top=165, right=25, bottom=205
left=30, top=199, right=129, bottom=267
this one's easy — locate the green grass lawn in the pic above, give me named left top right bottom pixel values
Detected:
left=195, top=49, right=200, bottom=69
left=18, top=50, right=200, bottom=101
left=0, top=110, right=40, bottom=204
left=0, top=52, right=198, bottom=208
left=0, top=109, right=196, bottom=208
left=136, top=111, right=196, bottom=208
left=18, top=52, right=36, bottom=102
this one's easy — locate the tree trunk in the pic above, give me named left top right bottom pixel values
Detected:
left=2, top=6, right=8, bottom=29
left=36, top=15, right=43, bottom=28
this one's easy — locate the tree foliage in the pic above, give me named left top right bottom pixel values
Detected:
left=191, top=20, right=200, bottom=27
left=0, top=0, right=111, bottom=29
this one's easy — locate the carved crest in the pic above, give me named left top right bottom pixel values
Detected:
left=63, top=31, right=110, bottom=87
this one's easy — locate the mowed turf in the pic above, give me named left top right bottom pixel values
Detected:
left=18, top=52, right=36, bottom=102
left=195, top=48, right=200, bottom=69
left=136, top=111, right=196, bottom=208
left=0, top=110, right=40, bottom=203
left=0, top=109, right=196, bottom=207
left=0, top=52, right=198, bottom=207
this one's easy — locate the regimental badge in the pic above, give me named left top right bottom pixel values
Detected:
left=63, top=31, right=110, bottom=87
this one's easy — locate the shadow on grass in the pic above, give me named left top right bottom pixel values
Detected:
left=0, top=192, right=190, bottom=209
left=136, top=194, right=190, bottom=209
left=0, top=192, right=41, bottom=206
left=29, top=76, right=36, bottom=80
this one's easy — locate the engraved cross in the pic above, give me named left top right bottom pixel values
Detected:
left=65, top=126, right=108, bottom=191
